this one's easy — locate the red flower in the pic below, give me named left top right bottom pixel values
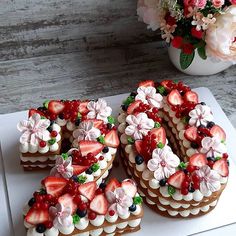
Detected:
left=191, top=27, right=203, bottom=39
left=182, top=43, right=194, bottom=54
left=172, top=36, right=183, bottom=49
left=165, top=12, right=176, bottom=26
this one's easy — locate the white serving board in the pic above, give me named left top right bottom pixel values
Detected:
left=0, top=88, right=236, bottom=236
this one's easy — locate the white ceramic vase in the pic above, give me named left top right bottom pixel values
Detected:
left=168, top=45, right=232, bottom=76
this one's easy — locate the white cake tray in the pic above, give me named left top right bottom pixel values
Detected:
left=0, top=88, right=236, bottom=236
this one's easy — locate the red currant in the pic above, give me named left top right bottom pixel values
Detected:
left=186, top=165, right=196, bottom=173
left=45, top=221, right=53, bottom=229
left=99, top=156, right=104, bottom=161
left=193, top=182, right=200, bottom=190
left=41, top=203, right=49, bottom=210
left=35, top=195, right=44, bottom=202
left=192, top=174, right=200, bottom=183
left=181, top=181, right=189, bottom=188
left=78, top=203, right=87, bottom=211
left=152, top=107, right=159, bottom=113
left=50, top=130, right=58, bottom=137
left=181, top=188, right=189, bottom=195
left=74, top=195, right=82, bottom=204
left=109, top=210, right=115, bottom=216
left=223, top=153, right=228, bottom=159
left=88, top=212, right=97, bottom=220
left=50, top=113, right=57, bottom=120
left=39, top=140, right=46, bottom=148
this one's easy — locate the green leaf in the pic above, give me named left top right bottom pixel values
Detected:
left=133, top=196, right=143, bottom=205
left=157, top=86, right=166, bottom=95
left=61, top=153, right=69, bottom=160
left=157, top=142, right=164, bottom=149
left=97, top=135, right=105, bottom=144
left=107, top=116, right=115, bottom=124
left=181, top=116, right=190, bottom=124
left=77, top=175, right=87, bottom=184
left=154, top=122, right=161, bottom=128
left=123, top=96, right=135, bottom=106
left=168, top=185, right=176, bottom=196
left=91, top=163, right=100, bottom=172
left=180, top=51, right=195, bottom=70
left=48, top=138, right=56, bottom=145
left=127, top=137, right=135, bottom=144
left=215, top=156, right=221, bottom=161
left=77, top=112, right=82, bottom=118
left=73, top=214, right=80, bottom=224
left=43, top=100, right=50, bottom=109
left=178, top=162, right=187, bottom=170
left=197, top=47, right=207, bottom=60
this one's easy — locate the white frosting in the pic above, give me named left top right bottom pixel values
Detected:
left=56, top=117, right=67, bottom=126
left=104, top=225, right=116, bottom=233
left=131, top=205, right=142, bottom=216
left=27, top=228, right=43, bottom=236
left=128, top=219, right=141, bottom=227
left=75, top=218, right=89, bottom=230
left=90, top=228, right=103, bottom=236
left=49, top=143, right=59, bottom=152
left=105, top=213, right=118, bottom=223
left=58, top=224, right=74, bottom=235
left=90, top=215, right=105, bottom=226
left=118, top=211, right=130, bottom=220
left=45, top=227, right=59, bottom=236
left=117, top=222, right=128, bottom=229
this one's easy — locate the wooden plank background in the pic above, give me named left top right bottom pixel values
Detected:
left=0, top=0, right=236, bottom=127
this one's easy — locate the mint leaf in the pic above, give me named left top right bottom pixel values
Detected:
left=157, top=142, right=164, bottom=149
left=48, top=138, right=56, bottom=145
left=154, top=122, right=161, bottom=128
left=77, top=175, right=87, bottom=184
left=127, top=137, right=135, bottom=144
left=123, top=96, right=135, bottom=106
left=108, top=116, right=115, bottom=124
left=73, top=214, right=80, bottom=224
left=197, top=47, right=207, bottom=60
left=168, top=185, right=176, bottom=196
left=180, top=51, right=195, bottom=70
left=133, top=196, right=143, bottom=205
left=157, top=86, right=166, bottom=95
left=178, top=162, right=187, bottom=170
left=97, top=135, right=105, bottom=144
left=43, top=100, right=50, bottom=109
left=91, top=163, right=100, bottom=172
left=61, top=153, right=69, bottom=160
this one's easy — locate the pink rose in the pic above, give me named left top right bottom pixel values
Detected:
left=184, top=0, right=207, bottom=9
left=212, top=0, right=224, bottom=8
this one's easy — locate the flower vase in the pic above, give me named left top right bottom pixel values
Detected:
left=168, top=45, right=232, bottom=76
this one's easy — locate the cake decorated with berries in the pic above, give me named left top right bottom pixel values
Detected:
left=23, top=174, right=143, bottom=236
left=118, top=80, right=229, bottom=218
left=17, top=99, right=120, bottom=171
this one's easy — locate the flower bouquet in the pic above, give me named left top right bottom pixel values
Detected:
left=137, top=0, right=236, bottom=74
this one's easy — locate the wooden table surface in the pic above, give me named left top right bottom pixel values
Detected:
left=0, top=0, right=236, bottom=128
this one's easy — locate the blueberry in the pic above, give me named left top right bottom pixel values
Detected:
left=129, top=204, right=137, bottom=212
left=159, top=179, right=167, bottom=186
left=36, top=224, right=46, bottom=233
left=59, top=113, right=64, bottom=119
left=47, top=126, right=53, bottom=132
left=85, top=168, right=93, bottom=175
left=50, top=120, right=55, bottom=126
left=188, top=185, right=195, bottom=193
left=72, top=175, right=79, bottom=182
left=121, top=104, right=128, bottom=111
left=135, top=155, right=144, bottom=165
left=75, top=118, right=81, bottom=126
left=227, top=160, right=230, bottom=166
left=200, top=102, right=206, bottom=105
left=207, top=157, right=215, bottom=162
left=191, top=142, right=199, bottom=149
left=28, top=197, right=36, bottom=207
left=130, top=92, right=137, bottom=97
left=76, top=209, right=87, bottom=218
left=102, top=147, right=109, bottom=153
left=99, top=182, right=106, bottom=189
left=207, top=121, right=215, bottom=128
left=107, top=123, right=113, bottom=129
left=198, top=124, right=206, bottom=128
left=183, top=169, right=189, bottom=174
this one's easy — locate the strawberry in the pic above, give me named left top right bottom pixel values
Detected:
left=79, top=101, right=89, bottom=114
left=184, top=126, right=198, bottom=141
left=72, top=165, right=89, bottom=175
left=167, top=171, right=185, bottom=189
left=28, top=109, right=45, bottom=118
left=135, top=140, right=143, bottom=154
left=105, top=178, right=121, bottom=193
left=210, top=125, right=226, bottom=141
left=160, top=80, right=173, bottom=92
left=150, top=127, right=166, bottom=145
left=58, top=193, right=77, bottom=214
left=138, top=80, right=155, bottom=88
left=121, top=179, right=137, bottom=198
left=90, top=194, right=108, bottom=215
left=127, top=100, right=142, bottom=115
left=78, top=181, right=97, bottom=200
left=213, top=159, right=229, bottom=177
left=86, top=119, right=103, bottom=129
left=189, top=153, right=207, bottom=167
left=184, top=91, right=198, bottom=104
left=104, top=130, right=120, bottom=148
left=48, top=100, right=65, bottom=115
left=43, top=176, right=68, bottom=197
left=79, top=141, right=104, bottom=157
left=167, top=89, right=184, bottom=106
left=25, top=208, right=49, bottom=225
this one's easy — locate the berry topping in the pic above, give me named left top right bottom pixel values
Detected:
left=104, top=130, right=120, bottom=148
left=105, top=178, right=121, bottom=193
left=72, top=165, right=89, bottom=175
left=50, top=130, right=58, bottom=137
left=76, top=209, right=87, bottom=218
left=39, top=140, right=47, bottom=148
left=213, top=159, right=229, bottom=177
left=78, top=181, right=97, bottom=201
left=25, top=208, right=49, bottom=225
left=150, top=127, right=166, bottom=146
left=189, top=153, right=207, bottom=167
left=86, top=119, right=103, bottom=129
left=127, top=100, right=142, bottom=115
left=79, top=140, right=104, bottom=157
left=48, top=100, right=65, bottom=115
left=160, top=80, right=173, bottom=92
left=135, top=155, right=144, bottom=165
left=121, top=179, right=137, bottom=198
left=78, top=101, right=89, bottom=114
left=138, top=80, right=155, bottom=87
left=36, top=224, right=46, bottom=233
left=181, top=188, right=189, bottom=195
left=159, top=178, right=167, bottom=186
left=45, top=221, right=53, bottom=229
left=167, top=171, right=185, bottom=189
left=58, top=193, right=77, bottom=214
left=184, top=126, right=198, bottom=142
left=167, top=89, right=184, bottom=106
left=28, top=109, right=45, bottom=118
left=129, top=204, right=137, bottom=212
left=88, top=211, right=97, bottom=220
left=43, top=176, right=68, bottom=197
left=90, top=194, right=108, bottom=215
left=109, top=210, right=115, bottom=216
left=210, top=125, right=226, bottom=141
left=184, top=91, right=198, bottom=104
left=102, top=146, right=109, bottom=153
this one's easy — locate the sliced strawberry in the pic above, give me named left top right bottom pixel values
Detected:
left=138, top=80, right=155, bottom=88
left=43, top=176, right=68, bottom=197
left=167, top=89, right=184, bottom=106
left=105, top=178, right=121, bottom=193
left=58, top=193, right=77, bottom=214
left=167, top=171, right=186, bottom=189
left=150, top=127, right=166, bottom=145
left=184, top=91, right=198, bottom=104
left=25, top=208, right=49, bottom=225
left=79, top=101, right=89, bottom=114
left=104, top=130, right=120, bottom=148
left=28, top=109, right=45, bottom=118
left=121, top=179, right=137, bottom=198
left=90, top=194, right=108, bottom=215
left=189, top=153, right=207, bottom=167
left=160, top=80, right=173, bottom=92
left=79, top=140, right=104, bottom=157
left=184, top=126, right=198, bottom=142
left=210, top=125, right=226, bottom=141
left=72, top=165, right=89, bottom=175
left=78, top=181, right=97, bottom=200
left=48, top=100, right=65, bottom=115
left=213, top=159, right=229, bottom=177
left=127, top=100, right=142, bottom=115
left=135, top=140, right=143, bottom=154
left=86, top=119, right=103, bottom=129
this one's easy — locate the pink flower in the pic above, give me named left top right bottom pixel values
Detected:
left=212, top=0, right=224, bottom=8
left=184, top=0, right=207, bottom=9
left=17, top=113, right=50, bottom=145
left=106, top=188, right=133, bottom=216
